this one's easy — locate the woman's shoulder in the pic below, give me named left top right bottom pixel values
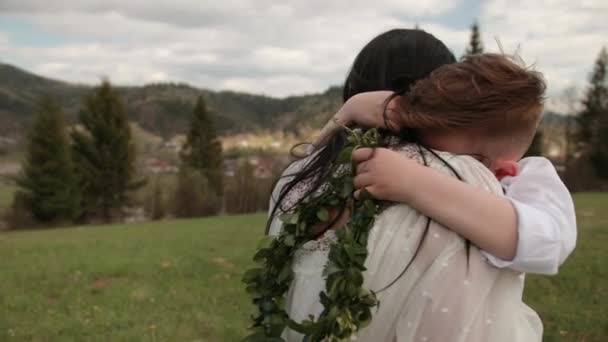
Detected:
left=392, top=143, right=503, bottom=194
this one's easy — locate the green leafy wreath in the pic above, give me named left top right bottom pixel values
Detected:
left=242, top=128, right=384, bottom=341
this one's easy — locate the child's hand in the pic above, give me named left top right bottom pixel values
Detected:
left=352, top=147, right=420, bottom=202
left=311, top=91, right=402, bottom=150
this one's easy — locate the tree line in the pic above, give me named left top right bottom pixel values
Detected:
left=6, top=22, right=608, bottom=228
left=5, top=80, right=275, bottom=229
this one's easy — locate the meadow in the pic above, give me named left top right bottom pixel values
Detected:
left=0, top=194, right=606, bottom=341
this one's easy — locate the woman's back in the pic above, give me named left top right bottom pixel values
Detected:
left=268, top=144, right=542, bottom=342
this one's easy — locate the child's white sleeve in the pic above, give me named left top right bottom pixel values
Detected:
left=480, top=157, right=577, bottom=275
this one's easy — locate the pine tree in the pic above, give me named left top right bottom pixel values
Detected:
left=172, top=166, right=221, bottom=218
left=145, top=176, right=165, bottom=220
left=524, top=130, right=544, bottom=157
left=180, top=95, right=223, bottom=196
left=13, top=97, right=79, bottom=224
left=71, top=80, right=144, bottom=222
left=562, top=86, right=579, bottom=178
left=578, top=47, right=608, bottom=178
left=224, top=161, right=257, bottom=214
left=465, top=21, right=484, bottom=56
left=593, top=118, right=608, bottom=178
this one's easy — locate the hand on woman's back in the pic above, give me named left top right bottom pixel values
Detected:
left=352, top=147, right=421, bottom=203
left=312, top=91, right=401, bottom=149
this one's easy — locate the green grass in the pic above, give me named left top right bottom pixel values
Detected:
left=0, top=215, right=266, bottom=341
left=523, top=193, right=608, bottom=341
left=1, top=194, right=607, bottom=341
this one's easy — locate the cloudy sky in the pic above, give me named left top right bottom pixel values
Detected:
left=0, top=0, right=606, bottom=101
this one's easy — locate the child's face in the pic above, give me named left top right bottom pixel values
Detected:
left=421, top=129, right=522, bottom=180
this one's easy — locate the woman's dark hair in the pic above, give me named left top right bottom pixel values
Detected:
left=265, top=29, right=458, bottom=292
left=267, top=29, right=456, bottom=231
left=342, top=29, right=456, bottom=102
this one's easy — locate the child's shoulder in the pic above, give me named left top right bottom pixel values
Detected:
left=503, top=156, right=566, bottom=191
left=517, top=156, right=555, bottom=170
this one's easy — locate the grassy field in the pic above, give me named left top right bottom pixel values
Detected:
left=0, top=194, right=606, bottom=341
left=523, top=193, right=608, bottom=341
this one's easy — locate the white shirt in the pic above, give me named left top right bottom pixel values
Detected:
left=481, top=157, right=577, bottom=275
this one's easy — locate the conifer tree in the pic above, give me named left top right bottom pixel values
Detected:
left=180, top=95, right=223, bottom=196
left=562, top=86, right=579, bottom=177
left=524, top=130, right=544, bottom=157
left=145, top=176, right=165, bottom=220
left=578, top=47, right=608, bottom=178
left=593, top=118, right=608, bottom=178
left=465, top=21, right=484, bottom=56
left=172, top=166, right=221, bottom=217
left=13, top=97, right=79, bottom=224
left=224, top=161, right=257, bottom=214
left=71, top=80, right=144, bottom=222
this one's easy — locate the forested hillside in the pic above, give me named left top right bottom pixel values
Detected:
left=0, top=63, right=343, bottom=138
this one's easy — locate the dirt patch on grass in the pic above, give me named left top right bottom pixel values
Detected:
left=47, top=293, right=60, bottom=305
left=90, top=277, right=125, bottom=291
left=209, top=257, right=235, bottom=269
left=211, top=273, right=232, bottom=282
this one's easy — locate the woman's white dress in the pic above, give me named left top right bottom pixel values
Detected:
left=267, top=145, right=543, bottom=342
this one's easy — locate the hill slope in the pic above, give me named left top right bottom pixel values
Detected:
left=1, top=193, right=607, bottom=341
left=0, top=63, right=568, bottom=147
left=0, top=63, right=343, bottom=138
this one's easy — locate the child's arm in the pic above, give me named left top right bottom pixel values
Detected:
left=352, top=148, right=577, bottom=275
left=311, top=91, right=398, bottom=150
left=485, top=157, right=577, bottom=274
left=352, top=147, right=519, bottom=261
left=315, top=91, right=577, bottom=274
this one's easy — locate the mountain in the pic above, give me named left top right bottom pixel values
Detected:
left=0, top=63, right=343, bottom=138
left=0, top=63, right=569, bottom=145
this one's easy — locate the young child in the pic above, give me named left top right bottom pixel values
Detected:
left=274, top=53, right=556, bottom=341
left=311, top=58, right=577, bottom=276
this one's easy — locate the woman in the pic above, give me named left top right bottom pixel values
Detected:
left=267, top=29, right=542, bottom=341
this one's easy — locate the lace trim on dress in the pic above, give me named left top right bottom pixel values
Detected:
left=292, top=230, right=338, bottom=271
left=301, top=229, right=338, bottom=252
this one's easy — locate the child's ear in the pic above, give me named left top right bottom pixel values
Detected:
left=493, top=160, right=519, bottom=180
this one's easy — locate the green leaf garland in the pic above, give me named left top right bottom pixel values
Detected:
left=243, top=128, right=383, bottom=342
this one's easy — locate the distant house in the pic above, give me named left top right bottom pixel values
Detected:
left=253, top=160, right=274, bottom=179
left=161, top=135, right=187, bottom=153
left=249, top=158, right=276, bottom=179
left=0, top=163, right=21, bottom=178
left=223, top=157, right=278, bottom=179
left=223, top=159, right=239, bottom=177
left=123, top=206, right=146, bottom=223
left=0, top=136, right=17, bottom=146
left=145, top=158, right=178, bottom=174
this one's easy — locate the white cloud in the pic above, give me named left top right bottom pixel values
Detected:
left=479, top=0, right=608, bottom=100
left=219, top=75, right=321, bottom=97
left=0, top=0, right=459, bottom=28
left=252, top=47, right=312, bottom=72
left=0, top=31, right=9, bottom=46
left=2, top=1, right=458, bottom=96
left=0, top=0, right=605, bottom=98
